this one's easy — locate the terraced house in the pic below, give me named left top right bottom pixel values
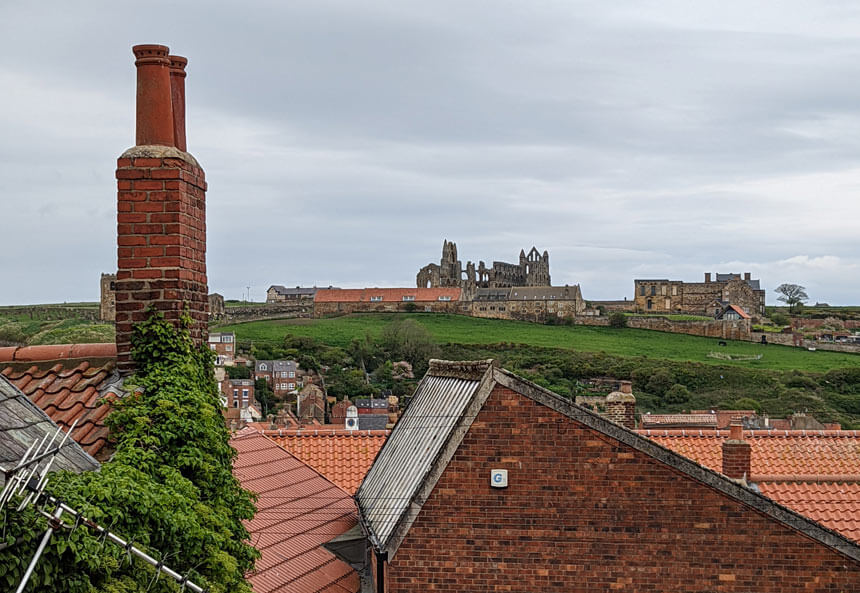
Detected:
left=355, top=359, right=860, bottom=592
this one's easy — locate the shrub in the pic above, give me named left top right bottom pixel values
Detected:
left=664, top=384, right=691, bottom=404
left=608, top=312, right=627, bottom=328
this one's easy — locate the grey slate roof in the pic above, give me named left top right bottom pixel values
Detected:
left=268, top=285, right=320, bottom=296
left=0, top=375, right=99, bottom=487
left=356, top=360, right=494, bottom=552
left=508, top=285, right=582, bottom=300
left=356, top=360, right=860, bottom=562
left=255, top=360, right=298, bottom=373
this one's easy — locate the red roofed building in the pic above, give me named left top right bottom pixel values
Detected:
left=0, top=343, right=123, bottom=460
left=265, top=428, right=388, bottom=494
left=313, top=287, right=461, bottom=317
left=639, top=428, right=860, bottom=542
left=231, top=428, right=360, bottom=593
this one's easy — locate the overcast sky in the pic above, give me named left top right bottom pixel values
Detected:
left=2, top=1, right=859, bottom=306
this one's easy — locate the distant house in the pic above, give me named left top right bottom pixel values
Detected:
left=266, top=285, right=323, bottom=303
left=356, top=359, right=860, bottom=592
left=224, top=378, right=256, bottom=412
left=254, top=359, right=300, bottom=397
left=208, top=332, right=235, bottom=364
left=716, top=303, right=752, bottom=321
left=313, top=287, right=461, bottom=317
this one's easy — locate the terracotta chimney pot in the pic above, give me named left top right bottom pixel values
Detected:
left=132, top=44, right=174, bottom=147
left=168, top=55, right=188, bottom=151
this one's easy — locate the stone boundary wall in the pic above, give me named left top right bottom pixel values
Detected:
left=573, top=315, right=751, bottom=340
left=750, top=331, right=860, bottom=353
left=216, top=304, right=312, bottom=323
left=1, top=307, right=101, bottom=322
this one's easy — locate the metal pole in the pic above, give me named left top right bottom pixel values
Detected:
left=55, top=501, right=205, bottom=593
left=15, top=504, right=63, bottom=593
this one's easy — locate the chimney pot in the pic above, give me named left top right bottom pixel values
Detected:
left=168, top=55, right=188, bottom=151
left=722, top=422, right=751, bottom=480
left=729, top=422, right=743, bottom=441
left=132, top=44, right=175, bottom=147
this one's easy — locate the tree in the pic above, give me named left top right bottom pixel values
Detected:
left=380, top=318, right=440, bottom=377
left=775, top=283, right=808, bottom=314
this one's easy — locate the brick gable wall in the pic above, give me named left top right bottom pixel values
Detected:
left=386, top=385, right=860, bottom=591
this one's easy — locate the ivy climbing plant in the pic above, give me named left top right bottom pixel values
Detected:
left=0, top=309, right=259, bottom=593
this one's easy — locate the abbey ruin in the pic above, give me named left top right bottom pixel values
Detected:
left=417, top=240, right=551, bottom=299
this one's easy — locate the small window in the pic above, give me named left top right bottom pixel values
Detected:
left=661, top=285, right=666, bottom=296
left=639, top=285, right=645, bottom=296
left=232, top=400, right=238, bottom=408
left=438, top=295, right=452, bottom=301
left=672, top=286, right=677, bottom=296
left=647, top=299, right=653, bottom=310
left=259, top=363, right=267, bottom=371
left=225, top=345, right=232, bottom=352
left=223, top=335, right=233, bottom=343
left=233, top=389, right=239, bottom=397
left=288, top=371, right=295, bottom=378
left=650, top=285, right=656, bottom=296
left=288, top=383, right=295, bottom=390
left=370, top=296, right=383, bottom=302
left=242, top=389, right=249, bottom=399
left=402, top=295, right=416, bottom=302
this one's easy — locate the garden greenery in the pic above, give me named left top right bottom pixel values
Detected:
left=1, top=310, right=258, bottom=593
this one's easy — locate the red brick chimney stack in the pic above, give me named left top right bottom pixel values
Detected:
left=115, top=44, right=208, bottom=376
left=133, top=45, right=175, bottom=147
left=605, top=381, right=636, bottom=429
left=722, top=422, right=751, bottom=480
left=168, top=55, right=188, bottom=152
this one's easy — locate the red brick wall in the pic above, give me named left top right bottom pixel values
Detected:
left=385, top=385, right=860, bottom=591
left=115, top=154, right=208, bottom=374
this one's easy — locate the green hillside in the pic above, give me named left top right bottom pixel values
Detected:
left=214, top=313, right=859, bottom=373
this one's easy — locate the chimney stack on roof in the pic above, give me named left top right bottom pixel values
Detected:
left=705, top=272, right=712, bottom=283
left=605, top=381, right=636, bottom=429
left=115, top=44, right=209, bottom=376
left=722, top=422, right=751, bottom=480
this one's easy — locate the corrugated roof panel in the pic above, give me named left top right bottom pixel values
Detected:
left=356, top=374, right=482, bottom=550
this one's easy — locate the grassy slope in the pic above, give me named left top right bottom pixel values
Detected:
left=214, top=313, right=860, bottom=373
left=0, top=312, right=114, bottom=345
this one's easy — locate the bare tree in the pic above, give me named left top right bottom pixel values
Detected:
left=775, top=283, right=808, bottom=314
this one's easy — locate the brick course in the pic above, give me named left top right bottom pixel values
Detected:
left=385, top=385, right=860, bottom=591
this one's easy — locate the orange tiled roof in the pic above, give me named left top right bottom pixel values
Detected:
left=0, top=343, right=121, bottom=460
left=266, top=428, right=389, bottom=494
left=314, top=287, right=461, bottom=303
left=639, top=429, right=860, bottom=481
left=232, top=429, right=359, bottom=593
left=757, top=482, right=860, bottom=543
left=640, top=414, right=717, bottom=428
left=639, top=428, right=860, bottom=542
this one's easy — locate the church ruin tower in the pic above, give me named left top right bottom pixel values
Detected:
left=521, top=247, right=551, bottom=286
left=115, top=44, right=208, bottom=375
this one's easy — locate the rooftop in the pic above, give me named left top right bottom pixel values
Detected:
left=0, top=343, right=123, bottom=460
left=232, top=428, right=359, bottom=593
left=264, top=428, right=389, bottom=494
left=639, top=428, right=860, bottom=542
left=0, top=374, right=99, bottom=487
left=314, top=287, right=461, bottom=303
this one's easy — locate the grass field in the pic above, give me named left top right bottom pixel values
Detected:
left=0, top=312, right=114, bottom=346
left=214, top=313, right=860, bottom=373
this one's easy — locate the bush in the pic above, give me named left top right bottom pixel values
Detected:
left=647, top=369, right=675, bottom=396
left=664, top=384, right=690, bottom=404
left=608, top=312, right=627, bottom=328
left=769, top=312, right=790, bottom=326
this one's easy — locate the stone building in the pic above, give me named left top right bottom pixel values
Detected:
left=417, top=240, right=550, bottom=299
left=99, top=273, right=116, bottom=321
left=471, top=285, right=585, bottom=321
left=208, top=293, right=225, bottom=317
left=266, top=285, right=323, bottom=303
left=633, top=272, right=765, bottom=320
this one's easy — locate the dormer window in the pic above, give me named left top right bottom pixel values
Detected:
left=259, top=363, right=267, bottom=371
left=370, top=296, right=383, bottom=302
left=402, top=295, right=416, bottom=302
